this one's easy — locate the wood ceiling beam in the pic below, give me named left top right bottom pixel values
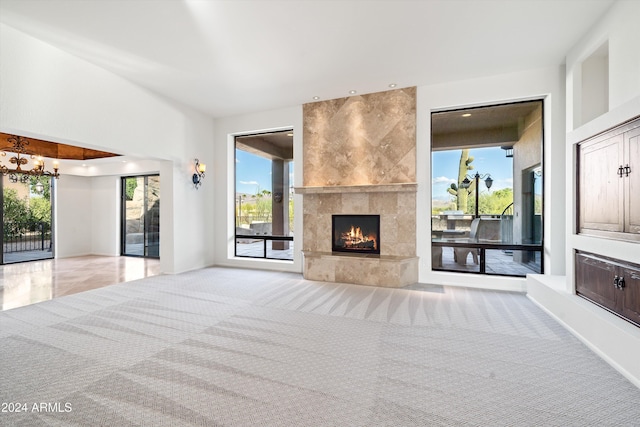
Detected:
left=0, top=133, right=120, bottom=160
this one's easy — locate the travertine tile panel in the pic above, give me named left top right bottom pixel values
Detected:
left=340, top=193, right=370, bottom=214
left=303, top=252, right=418, bottom=287
left=394, top=243, right=416, bottom=257
left=316, top=194, right=342, bottom=214
left=370, top=192, right=399, bottom=214
left=302, top=194, right=320, bottom=214
left=397, top=213, right=416, bottom=244
left=304, top=256, right=336, bottom=282
left=302, top=213, right=318, bottom=251
left=303, top=87, right=416, bottom=186
left=397, top=192, right=416, bottom=211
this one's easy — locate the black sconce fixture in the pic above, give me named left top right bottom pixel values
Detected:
left=460, top=172, right=493, bottom=218
left=192, top=158, right=206, bottom=189
left=501, top=146, right=514, bottom=158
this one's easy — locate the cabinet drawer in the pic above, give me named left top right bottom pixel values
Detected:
left=575, top=252, right=620, bottom=313
left=575, top=251, right=640, bottom=327
left=619, top=264, right=640, bottom=326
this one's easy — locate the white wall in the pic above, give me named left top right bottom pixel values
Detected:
left=566, top=0, right=640, bottom=131
left=55, top=175, right=92, bottom=257
left=0, top=24, right=215, bottom=274
left=417, top=66, right=566, bottom=291
left=90, top=176, right=120, bottom=256
left=213, top=106, right=303, bottom=273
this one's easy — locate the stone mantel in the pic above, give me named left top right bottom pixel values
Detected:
left=295, top=183, right=417, bottom=194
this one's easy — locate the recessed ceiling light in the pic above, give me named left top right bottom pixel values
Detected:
left=389, top=83, right=397, bottom=88
left=349, top=90, right=357, bottom=95
left=287, top=133, right=293, bottom=137
left=462, top=113, right=472, bottom=117
left=313, top=96, right=320, bottom=100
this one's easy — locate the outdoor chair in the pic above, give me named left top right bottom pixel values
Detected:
left=454, top=218, right=481, bottom=265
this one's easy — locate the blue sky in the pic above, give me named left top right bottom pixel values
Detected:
left=432, top=147, right=513, bottom=201
left=235, top=149, right=294, bottom=194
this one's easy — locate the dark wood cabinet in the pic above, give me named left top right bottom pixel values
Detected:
left=575, top=251, right=640, bottom=327
left=625, top=126, right=640, bottom=235
left=578, top=117, right=640, bottom=241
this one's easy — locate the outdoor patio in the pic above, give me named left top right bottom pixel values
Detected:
left=434, top=245, right=541, bottom=276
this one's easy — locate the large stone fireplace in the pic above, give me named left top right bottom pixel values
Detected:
left=297, top=87, right=418, bottom=287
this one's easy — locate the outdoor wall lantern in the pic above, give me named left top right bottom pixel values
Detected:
left=192, top=158, right=206, bottom=189
left=460, top=172, right=493, bottom=218
left=501, top=146, right=514, bottom=158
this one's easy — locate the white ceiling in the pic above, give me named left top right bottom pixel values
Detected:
left=0, top=0, right=614, bottom=118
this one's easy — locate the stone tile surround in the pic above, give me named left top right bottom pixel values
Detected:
left=300, top=88, right=418, bottom=287
left=297, top=184, right=418, bottom=287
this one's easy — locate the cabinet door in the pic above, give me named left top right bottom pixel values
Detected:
left=625, top=126, right=640, bottom=234
left=575, top=252, right=620, bottom=314
left=579, top=134, right=625, bottom=233
left=619, top=262, right=640, bottom=326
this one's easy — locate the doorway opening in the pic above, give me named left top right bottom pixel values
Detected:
left=1, top=174, right=54, bottom=264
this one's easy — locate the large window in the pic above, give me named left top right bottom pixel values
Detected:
left=431, top=101, right=543, bottom=276
left=235, top=130, right=294, bottom=261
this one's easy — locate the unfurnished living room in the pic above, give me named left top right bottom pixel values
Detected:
left=1, top=1, right=639, bottom=426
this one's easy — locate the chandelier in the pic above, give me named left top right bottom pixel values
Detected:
left=0, top=135, right=60, bottom=184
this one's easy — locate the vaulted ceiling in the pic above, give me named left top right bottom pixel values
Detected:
left=0, top=0, right=614, bottom=118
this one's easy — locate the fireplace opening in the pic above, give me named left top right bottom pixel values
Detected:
left=332, top=215, right=380, bottom=254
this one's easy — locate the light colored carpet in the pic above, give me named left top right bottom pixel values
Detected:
left=1, top=267, right=638, bottom=426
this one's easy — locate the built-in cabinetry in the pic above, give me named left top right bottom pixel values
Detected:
left=578, top=116, right=640, bottom=241
left=576, top=117, right=640, bottom=327
left=575, top=251, right=640, bottom=327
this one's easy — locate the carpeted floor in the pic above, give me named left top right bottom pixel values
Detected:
left=1, top=267, right=639, bottom=426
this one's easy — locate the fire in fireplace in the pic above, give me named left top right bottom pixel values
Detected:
left=332, top=215, right=380, bottom=254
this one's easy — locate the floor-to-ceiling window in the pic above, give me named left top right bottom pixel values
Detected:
left=431, top=100, right=543, bottom=276
left=1, top=175, right=54, bottom=264
left=121, top=175, right=160, bottom=258
left=234, top=130, right=294, bottom=261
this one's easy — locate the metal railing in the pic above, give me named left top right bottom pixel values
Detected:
left=3, top=221, right=52, bottom=253
left=235, top=234, right=294, bottom=260
left=431, top=240, right=543, bottom=276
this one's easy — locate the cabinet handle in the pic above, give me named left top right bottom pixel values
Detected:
left=614, top=275, right=620, bottom=287
left=618, top=165, right=625, bottom=177
left=624, top=164, right=631, bottom=177
left=618, top=277, right=625, bottom=289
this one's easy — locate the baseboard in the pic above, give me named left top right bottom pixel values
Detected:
left=527, top=275, right=640, bottom=389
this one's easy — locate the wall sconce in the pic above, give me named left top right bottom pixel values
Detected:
left=192, top=158, right=206, bottom=189
left=501, top=146, right=514, bottom=158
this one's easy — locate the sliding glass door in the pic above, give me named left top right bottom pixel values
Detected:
left=121, top=175, right=160, bottom=258
left=1, top=175, right=54, bottom=264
